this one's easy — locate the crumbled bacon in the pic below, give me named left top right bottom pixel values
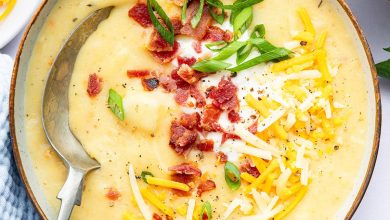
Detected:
left=180, top=1, right=213, bottom=40
left=224, top=30, right=234, bottom=42
left=171, top=174, right=194, bottom=197
left=171, top=17, right=183, bottom=34
left=177, top=64, right=201, bottom=84
left=177, top=56, right=197, bottom=66
left=127, top=70, right=150, bottom=78
left=169, top=163, right=202, bottom=177
left=203, top=26, right=232, bottom=42
left=128, top=3, right=152, bottom=28
left=150, top=41, right=180, bottom=64
left=240, top=162, right=260, bottom=178
left=221, top=133, right=240, bottom=144
left=248, top=121, right=258, bottom=134
left=201, top=105, right=222, bottom=131
left=216, top=151, right=228, bottom=163
left=174, top=86, right=206, bottom=108
left=105, top=188, right=121, bottom=201
left=169, top=122, right=198, bottom=154
left=197, top=180, right=216, bottom=196
left=196, top=139, right=214, bottom=151
left=87, top=73, right=103, bottom=97
left=172, top=69, right=191, bottom=90
left=192, top=41, right=202, bottom=53
left=189, top=87, right=206, bottom=108
left=174, top=88, right=190, bottom=105
left=208, top=77, right=239, bottom=111
left=147, top=29, right=174, bottom=52
left=153, top=213, right=163, bottom=220
left=179, top=113, right=201, bottom=130
left=228, top=110, right=241, bottom=123
left=160, top=76, right=177, bottom=92
left=142, top=78, right=159, bottom=91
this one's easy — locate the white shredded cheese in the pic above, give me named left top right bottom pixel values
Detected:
left=257, top=107, right=287, bottom=132
left=223, top=139, right=273, bottom=160
left=299, top=91, right=322, bottom=112
left=234, top=125, right=283, bottom=156
left=333, top=101, right=345, bottom=109
left=276, top=168, right=292, bottom=194
left=324, top=99, right=332, bottom=118
left=222, top=198, right=242, bottom=220
left=128, top=164, right=152, bottom=220
left=277, top=157, right=286, bottom=173
left=284, top=112, right=296, bottom=130
left=251, top=189, right=267, bottom=212
left=301, top=159, right=310, bottom=185
left=283, top=41, right=301, bottom=50
left=186, top=199, right=196, bottom=220
left=266, top=196, right=280, bottom=212
left=241, top=204, right=284, bottom=220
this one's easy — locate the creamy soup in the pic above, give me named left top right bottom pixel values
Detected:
left=24, top=0, right=369, bottom=219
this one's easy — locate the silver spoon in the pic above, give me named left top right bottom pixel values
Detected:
left=42, top=7, right=113, bottom=220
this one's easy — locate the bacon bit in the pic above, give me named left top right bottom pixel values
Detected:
left=150, top=41, right=180, bottom=64
left=221, top=133, right=241, bottom=144
left=171, top=17, right=183, bottom=34
left=128, top=3, right=152, bottom=28
left=203, top=26, right=225, bottom=42
left=179, top=113, right=201, bottom=130
left=190, top=87, right=206, bottom=108
left=240, top=162, right=260, bottom=178
left=171, top=69, right=191, bottom=90
left=169, top=163, right=202, bottom=177
left=87, top=73, right=103, bottom=97
left=147, top=29, right=174, bottom=52
left=224, top=30, right=234, bottom=42
left=180, top=1, right=213, bottom=40
left=142, top=77, right=160, bottom=91
left=216, top=151, right=228, bottom=163
left=196, top=139, right=214, bottom=151
left=152, top=213, right=163, bottom=220
left=105, top=188, right=121, bottom=201
left=192, top=41, right=202, bottom=53
left=177, top=56, right=197, bottom=66
left=248, top=121, right=258, bottom=134
left=174, top=86, right=206, bottom=108
left=228, top=110, right=241, bottom=123
left=127, top=70, right=150, bottom=78
left=201, top=105, right=222, bottom=131
left=174, top=88, right=190, bottom=105
left=171, top=174, right=194, bottom=197
left=169, top=122, right=198, bottom=154
left=177, top=64, right=199, bottom=84
left=160, top=76, right=177, bottom=92
left=208, top=77, right=239, bottom=111
left=197, top=180, right=216, bottom=196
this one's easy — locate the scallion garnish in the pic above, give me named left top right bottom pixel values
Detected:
left=108, top=89, right=125, bottom=121
left=229, top=48, right=291, bottom=72
left=192, top=59, right=232, bottom=73
left=251, top=24, right=266, bottom=38
left=141, top=171, right=154, bottom=183
left=147, top=0, right=175, bottom=45
left=191, top=0, right=205, bottom=28
left=376, top=47, right=390, bottom=78
left=224, top=162, right=241, bottom=190
left=181, top=0, right=188, bottom=24
left=205, top=41, right=228, bottom=52
left=236, top=43, right=253, bottom=64
left=207, top=0, right=263, bottom=11
left=213, top=41, right=247, bottom=60
left=200, top=201, right=212, bottom=220
left=233, top=6, right=253, bottom=38
left=210, top=7, right=225, bottom=24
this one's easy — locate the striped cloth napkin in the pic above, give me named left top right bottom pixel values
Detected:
left=0, top=53, right=39, bottom=219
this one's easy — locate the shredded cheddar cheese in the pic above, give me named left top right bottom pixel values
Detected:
left=140, top=188, right=175, bottom=217
left=146, top=176, right=190, bottom=191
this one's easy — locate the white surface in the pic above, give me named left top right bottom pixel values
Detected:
left=0, top=0, right=41, bottom=48
left=0, top=0, right=389, bottom=219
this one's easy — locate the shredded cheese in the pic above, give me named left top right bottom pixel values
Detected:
left=274, top=186, right=309, bottom=220
left=224, top=139, right=273, bottom=160
left=297, top=7, right=315, bottom=35
left=128, top=164, right=152, bottom=220
left=186, top=199, right=196, bottom=220
left=257, top=107, right=287, bottom=132
left=275, top=168, right=292, bottom=194
left=222, top=199, right=242, bottom=220
left=146, top=176, right=190, bottom=191
left=140, top=188, right=175, bottom=217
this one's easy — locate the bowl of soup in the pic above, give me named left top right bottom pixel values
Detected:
left=9, top=0, right=381, bottom=219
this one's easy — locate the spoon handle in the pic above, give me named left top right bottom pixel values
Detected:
left=57, top=167, right=86, bottom=220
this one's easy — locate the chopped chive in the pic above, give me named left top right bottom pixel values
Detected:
left=147, top=0, right=175, bottom=45
left=228, top=48, right=291, bottom=72
left=108, top=89, right=125, bottom=121
left=251, top=24, right=266, bottom=38
left=237, top=43, right=254, bottom=64
left=141, top=171, right=154, bottom=183
left=205, top=41, right=228, bottom=52
left=233, top=6, right=253, bottom=38
left=224, top=162, right=241, bottom=190
left=192, top=59, right=232, bottom=73
left=191, top=0, right=205, bottom=28
left=181, top=0, right=188, bottom=24
left=200, top=201, right=212, bottom=220
left=213, top=40, right=247, bottom=60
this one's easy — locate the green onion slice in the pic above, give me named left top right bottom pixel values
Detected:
left=108, top=89, right=125, bottom=121
left=192, top=59, right=232, bottom=73
left=205, top=41, right=228, bottom=52
left=224, top=162, right=241, bottom=190
left=207, top=0, right=263, bottom=11
left=228, top=48, right=291, bottom=72
left=233, top=7, right=253, bottom=38
left=191, top=0, right=205, bottom=28
left=213, top=41, right=247, bottom=60
left=200, top=201, right=212, bottom=220
left=210, top=7, right=225, bottom=24
left=251, top=24, right=266, bottom=39
left=236, top=43, right=254, bottom=64
left=147, top=0, right=175, bottom=45
left=141, top=171, right=154, bottom=183
left=181, top=0, right=188, bottom=24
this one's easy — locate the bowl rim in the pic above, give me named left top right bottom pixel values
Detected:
left=8, top=0, right=381, bottom=219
